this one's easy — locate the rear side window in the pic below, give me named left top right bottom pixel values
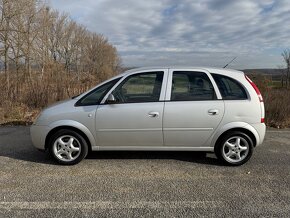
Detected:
left=212, top=74, right=247, bottom=100
left=171, top=71, right=216, bottom=101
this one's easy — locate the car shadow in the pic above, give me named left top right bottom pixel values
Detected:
left=86, top=150, right=223, bottom=166
left=0, top=126, right=224, bottom=166
left=1, top=143, right=223, bottom=166
left=0, top=146, right=58, bottom=165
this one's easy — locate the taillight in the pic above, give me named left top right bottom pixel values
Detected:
left=245, top=75, right=263, bottom=102
left=261, top=118, right=265, bottom=123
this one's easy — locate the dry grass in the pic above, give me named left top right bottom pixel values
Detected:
left=1, top=71, right=290, bottom=128
left=263, top=89, right=290, bottom=128
left=251, top=74, right=290, bottom=128
left=0, top=67, right=101, bottom=125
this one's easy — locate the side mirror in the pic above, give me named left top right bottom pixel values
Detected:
left=106, top=94, right=116, bottom=104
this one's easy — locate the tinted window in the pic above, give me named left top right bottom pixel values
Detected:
left=212, top=74, right=247, bottom=100
left=171, top=71, right=216, bottom=101
left=111, top=72, right=163, bottom=103
left=77, top=78, right=120, bottom=106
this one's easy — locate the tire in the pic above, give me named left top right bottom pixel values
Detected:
left=48, top=129, right=88, bottom=165
left=214, top=131, right=254, bottom=166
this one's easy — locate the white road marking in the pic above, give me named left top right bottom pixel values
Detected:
left=0, top=201, right=222, bottom=210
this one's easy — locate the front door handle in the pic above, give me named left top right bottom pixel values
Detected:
left=208, top=109, right=219, bottom=115
left=148, top=112, right=159, bottom=118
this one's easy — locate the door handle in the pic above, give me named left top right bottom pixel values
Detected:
left=208, top=109, right=219, bottom=115
left=148, top=112, right=159, bottom=118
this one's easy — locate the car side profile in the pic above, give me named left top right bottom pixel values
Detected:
left=31, top=67, right=266, bottom=165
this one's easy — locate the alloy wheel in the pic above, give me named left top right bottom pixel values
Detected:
left=52, top=135, right=81, bottom=162
left=221, top=136, right=249, bottom=163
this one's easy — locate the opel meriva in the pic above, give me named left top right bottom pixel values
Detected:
left=31, top=67, right=266, bottom=165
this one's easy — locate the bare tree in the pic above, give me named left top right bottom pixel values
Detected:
left=0, top=0, right=121, bottom=90
left=282, top=49, right=290, bottom=88
left=0, top=0, right=122, bottom=123
left=0, top=0, right=20, bottom=90
left=277, top=65, right=286, bottom=88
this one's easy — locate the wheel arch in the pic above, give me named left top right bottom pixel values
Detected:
left=45, top=120, right=97, bottom=151
left=214, top=128, right=256, bottom=148
left=211, top=122, right=259, bottom=148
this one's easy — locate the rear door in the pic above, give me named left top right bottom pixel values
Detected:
left=163, top=69, right=225, bottom=147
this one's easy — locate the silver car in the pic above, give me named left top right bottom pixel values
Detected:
left=31, top=67, right=266, bottom=165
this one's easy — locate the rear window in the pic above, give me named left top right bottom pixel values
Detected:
left=212, top=74, right=247, bottom=100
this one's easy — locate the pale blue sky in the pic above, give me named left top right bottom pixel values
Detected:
left=49, top=0, right=290, bottom=69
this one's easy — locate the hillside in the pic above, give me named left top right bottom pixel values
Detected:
left=243, top=69, right=284, bottom=75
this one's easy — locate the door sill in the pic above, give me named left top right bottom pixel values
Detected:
left=92, top=146, right=214, bottom=152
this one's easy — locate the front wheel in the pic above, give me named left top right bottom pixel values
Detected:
left=215, top=131, right=254, bottom=166
left=49, top=129, right=88, bottom=165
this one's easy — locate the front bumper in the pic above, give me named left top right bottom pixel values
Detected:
left=30, top=125, right=51, bottom=150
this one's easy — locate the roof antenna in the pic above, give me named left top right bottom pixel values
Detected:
left=223, top=57, right=237, bottom=68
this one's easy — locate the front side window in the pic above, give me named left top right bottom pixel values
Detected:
left=111, top=72, right=164, bottom=103
left=212, top=74, right=247, bottom=100
left=171, top=71, right=216, bottom=101
left=76, top=78, right=120, bottom=106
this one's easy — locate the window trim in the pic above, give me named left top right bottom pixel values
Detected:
left=166, top=70, right=221, bottom=102
left=101, top=70, right=168, bottom=105
left=211, top=73, right=249, bottom=101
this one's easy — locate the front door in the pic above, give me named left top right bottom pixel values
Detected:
left=95, top=70, right=167, bottom=147
left=163, top=69, right=225, bottom=147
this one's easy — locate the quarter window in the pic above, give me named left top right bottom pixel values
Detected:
left=171, top=71, right=216, bottom=101
left=76, top=78, right=120, bottom=106
left=212, top=74, right=247, bottom=100
left=111, top=72, right=164, bottom=103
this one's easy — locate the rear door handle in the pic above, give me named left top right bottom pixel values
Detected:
left=208, top=109, right=219, bottom=115
left=148, top=112, right=159, bottom=118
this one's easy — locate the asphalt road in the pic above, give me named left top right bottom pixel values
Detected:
left=0, top=126, right=289, bottom=217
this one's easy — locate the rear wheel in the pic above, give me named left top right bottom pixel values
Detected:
left=49, top=129, right=88, bottom=165
left=215, top=131, right=253, bottom=166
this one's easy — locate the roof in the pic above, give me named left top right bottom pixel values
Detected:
left=122, top=66, right=244, bottom=76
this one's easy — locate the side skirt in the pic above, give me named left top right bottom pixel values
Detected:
left=92, top=146, right=214, bottom=152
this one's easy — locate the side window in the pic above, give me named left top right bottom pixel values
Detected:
left=212, top=74, right=247, bottom=100
left=171, top=71, right=216, bottom=101
left=111, top=72, right=164, bottom=103
left=76, top=78, right=120, bottom=106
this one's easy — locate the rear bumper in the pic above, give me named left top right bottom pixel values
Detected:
left=250, top=123, right=266, bottom=146
left=30, top=125, right=51, bottom=150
